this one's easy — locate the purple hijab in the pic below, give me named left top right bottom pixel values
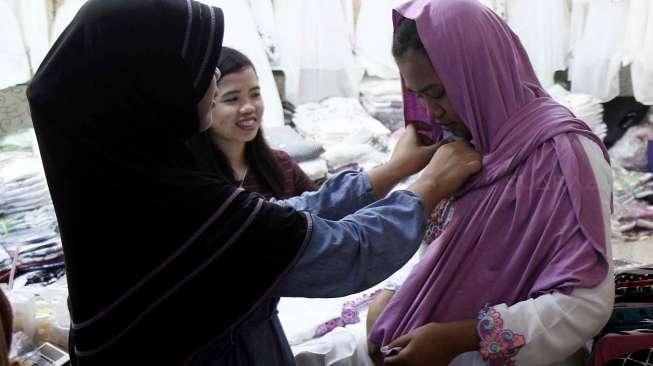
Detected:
left=370, top=0, right=610, bottom=348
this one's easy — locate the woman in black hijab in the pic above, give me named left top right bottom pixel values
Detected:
left=27, top=0, right=481, bottom=364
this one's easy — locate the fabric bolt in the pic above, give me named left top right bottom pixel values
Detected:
left=371, top=0, right=610, bottom=358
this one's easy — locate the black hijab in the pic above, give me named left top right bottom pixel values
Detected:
left=27, top=0, right=310, bottom=364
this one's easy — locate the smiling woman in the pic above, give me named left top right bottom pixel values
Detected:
left=196, top=46, right=316, bottom=199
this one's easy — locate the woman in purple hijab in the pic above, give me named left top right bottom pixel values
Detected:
left=366, top=0, right=614, bottom=365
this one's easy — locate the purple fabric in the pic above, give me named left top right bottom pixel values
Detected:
left=370, top=0, right=610, bottom=348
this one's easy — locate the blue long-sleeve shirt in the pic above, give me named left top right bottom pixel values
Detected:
left=190, top=171, right=427, bottom=365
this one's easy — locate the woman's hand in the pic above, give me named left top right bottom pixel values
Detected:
left=387, top=124, right=443, bottom=178
left=408, top=140, right=481, bottom=213
left=383, top=320, right=479, bottom=366
left=367, top=290, right=396, bottom=366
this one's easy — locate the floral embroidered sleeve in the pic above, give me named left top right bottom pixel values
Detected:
left=477, top=306, right=525, bottom=365
left=474, top=272, right=613, bottom=366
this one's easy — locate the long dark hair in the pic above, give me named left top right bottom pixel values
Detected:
left=210, top=47, right=284, bottom=197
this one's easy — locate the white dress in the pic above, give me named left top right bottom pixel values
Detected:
left=569, top=0, right=628, bottom=102
left=506, top=0, right=571, bottom=88
left=630, top=1, right=653, bottom=105
left=50, top=0, right=87, bottom=46
left=8, top=0, right=52, bottom=74
left=355, top=0, right=402, bottom=79
left=0, top=0, right=31, bottom=89
left=246, top=0, right=281, bottom=66
left=273, top=0, right=363, bottom=104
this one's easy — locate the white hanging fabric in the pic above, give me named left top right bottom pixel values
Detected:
left=623, top=0, right=649, bottom=66
left=198, top=0, right=284, bottom=128
left=506, top=0, right=570, bottom=88
left=631, top=1, right=653, bottom=105
left=478, top=0, right=507, bottom=19
left=50, top=0, right=87, bottom=45
left=8, top=0, right=52, bottom=74
left=355, top=0, right=401, bottom=79
left=569, top=0, right=628, bottom=102
left=274, top=0, right=363, bottom=104
left=568, top=0, right=590, bottom=57
left=0, top=0, right=31, bottom=89
left=246, top=0, right=281, bottom=66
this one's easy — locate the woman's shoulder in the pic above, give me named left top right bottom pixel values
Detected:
left=272, top=149, right=297, bottom=166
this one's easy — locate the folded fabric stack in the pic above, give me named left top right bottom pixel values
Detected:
left=359, top=77, right=404, bottom=132
left=0, top=129, right=63, bottom=285
left=612, top=165, right=653, bottom=239
left=548, top=84, right=607, bottom=140
left=264, top=124, right=328, bottom=181
left=293, top=97, right=391, bottom=173
left=264, top=125, right=324, bottom=162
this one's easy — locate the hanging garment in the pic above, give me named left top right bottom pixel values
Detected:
left=506, top=0, right=570, bottom=88
left=355, top=0, right=401, bottom=79
left=569, top=0, right=628, bottom=102
left=623, top=0, right=649, bottom=66
left=274, top=0, right=363, bottom=104
left=198, top=0, right=285, bottom=127
left=8, top=0, right=52, bottom=74
left=0, top=0, right=31, bottom=89
left=245, top=0, right=280, bottom=66
left=50, top=0, right=87, bottom=45
left=478, top=0, right=507, bottom=19
left=631, top=1, right=653, bottom=105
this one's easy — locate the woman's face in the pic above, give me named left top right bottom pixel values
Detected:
left=210, top=67, right=263, bottom=144
left=397, top=51, right=471, bottom=140
left=197, top=69, right=220, bottom=132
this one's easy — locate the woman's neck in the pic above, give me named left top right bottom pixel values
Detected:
left=211, top=135, right=247, bottom=174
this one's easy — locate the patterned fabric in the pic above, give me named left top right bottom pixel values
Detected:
left=607, top=348, right=653, bottom=366
left=313, top=290, right=381, bottom=338
left=477, top=306, right=526, bottom=366
left=422, top=198, right=454, bottom=245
